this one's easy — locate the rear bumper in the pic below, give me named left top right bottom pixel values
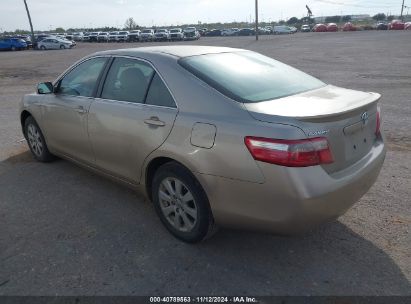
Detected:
left=195, top=140, right=386, bottom=234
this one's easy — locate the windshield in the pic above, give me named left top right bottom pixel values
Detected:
left=119, top=32, right=128, bottom=35
left=179, top=51, right=326, bottom=103
left=170, top=29, right=180, bottom=33
left=142, top=30, right=152, bottom=33
left=157, top=30, right=166, bottom=33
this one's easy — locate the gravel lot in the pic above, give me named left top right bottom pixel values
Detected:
left=0, top=31, right=410, bottom=296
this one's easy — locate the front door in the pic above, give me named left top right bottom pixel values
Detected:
left=88, top=57, right=178, bottom=183
left=41, top=57, right=109, bottom=164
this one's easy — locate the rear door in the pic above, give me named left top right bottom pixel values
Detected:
left=88, top=57, right=178, bottom=183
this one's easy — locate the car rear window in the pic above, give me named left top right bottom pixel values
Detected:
left=179, top=51, right=326, bottom=103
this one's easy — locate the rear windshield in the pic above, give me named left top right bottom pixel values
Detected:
left=179, top=51, right=325, bottom=103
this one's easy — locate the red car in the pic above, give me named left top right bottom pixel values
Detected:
left=327, top=23, right=338, bottom=32
left=313, top=24, right=327, bottom=32
left=342, top=22, right=356, bottom=31
left=389, top=20, right=405, bottom=30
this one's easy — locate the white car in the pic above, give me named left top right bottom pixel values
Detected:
left=140, top=29, right=154, bottom=42
left=169, top=28, right=184, bottom=41
left=117, top=31, right=129, bottom=42
left=108, top=31, right=119, bottom=42
left=183, top=27, right=200, bottom=40
left=38, top=38, right=72, bottom=50
left=72, top=32, right=84, bottom=41
left=128, top=30, right=141, bottom=42
left=273, top=25, right=296, bottom=34
left=154, top=29, right=170, bottom=41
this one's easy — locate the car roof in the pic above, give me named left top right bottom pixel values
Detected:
left=93, top=45, right=242, bottom=58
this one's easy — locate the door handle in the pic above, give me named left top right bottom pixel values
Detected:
left=144, top=116, right=166, bottom=127
left=74, top=106, right=88, bottom=114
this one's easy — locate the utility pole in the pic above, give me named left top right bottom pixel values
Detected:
left=255, top=0, right=259, bottom=40
left=23, top=0, right=35, bottom=45
left=400, top=0, right=405, bottom=21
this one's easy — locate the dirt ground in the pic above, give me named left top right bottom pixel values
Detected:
left=0, top=31, right=410, bottom=295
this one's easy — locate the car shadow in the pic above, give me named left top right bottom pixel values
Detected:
left=0, top=151, right=409, bottom=296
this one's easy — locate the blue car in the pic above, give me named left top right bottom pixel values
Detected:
left=0, top=38, right=27, bottom=51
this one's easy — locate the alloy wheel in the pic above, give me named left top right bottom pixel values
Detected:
left=158, top=177, right=198, bottom=232
left=27, top=123, right=43, bottom=157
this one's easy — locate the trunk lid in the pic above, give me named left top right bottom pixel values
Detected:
left=244, top=85, right=381, bottom=173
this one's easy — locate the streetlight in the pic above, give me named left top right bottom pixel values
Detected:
left=255, top=0, right=259, bottom=41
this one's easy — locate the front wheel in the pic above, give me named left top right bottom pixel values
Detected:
left=24, top=116, right=55, bottom=162
left=60, top=45, right=66, bottom=49
left=152, top=162, right=216, bottom=243
left=40, top=45, right=46, bottom=50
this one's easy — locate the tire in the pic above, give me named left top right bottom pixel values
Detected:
left=40, top=45, right=46, bottom=50
left=152, top=162, right=217, bottom=243
left=24, top=116, right=55, bottom=162
left=60, top=45, right=65, bottom=49
left=11, top=46, right=16, bottom=51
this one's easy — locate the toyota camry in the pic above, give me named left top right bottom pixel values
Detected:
left=19, top=46, right=386, bottom=242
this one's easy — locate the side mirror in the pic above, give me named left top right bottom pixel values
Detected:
left=37, top=82, right=54, bottom=94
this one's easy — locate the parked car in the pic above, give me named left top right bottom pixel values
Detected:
left=343, top=22, right=356, bottom=31
left=389, top=20, right=405, bottom=30
left=72, top=32, right=84, bottom=41
left=301, top=24, right=311, bottom=32
left=375, top=23, right=388, bottom=30
left=97, top=32, right=109, bottom=42
left=82, top=32, right=90, bottom=42
left=108, top=31, right=118, bottom=42
left=88, top=32, right=100, bottom=42
left=140, top=29, right=154, bottom=42
left=128, top=30, right=141, bottom=42
left=10, top=35, right=32, bottom=48
left=117, top=31, right=129, bottom=42
left=236, top=28, right=255, bottom=36
left=206, top=29, right=222, bottom=37
left=37, top=38, right=72, bottom=50
left=327, top=23, right=338, bottom=32
left=221, top=28, right=239, bottom=36
left=273, top=25, right=295, bottom=34
left=405, top=22, right=411, bottom=30
left=183, top=27, right=200, bottom=40
left=65, top=33, right=73, bottom=41
left=199, top=28, right=208, bottom=36
left=265, top=26, right=273, bottom=34
left=0, top=38, right=27, bottom=51
left=313, top=24, right=328, bottom=32
left=20, top=46, right=385, bottom=243
left=169, top=28, right=184, bottom=41
left=154, top=29, right=170, bottom=42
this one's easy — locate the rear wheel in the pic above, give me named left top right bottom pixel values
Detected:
left=40, top=45, right=46, bottom=50
left=24, top=116, right=54, bottom=162
left=152, top=162, right=216, bottom=243
left=60, top=45, right=65, bottom=49
left=11, top=46, right=16, bottom=51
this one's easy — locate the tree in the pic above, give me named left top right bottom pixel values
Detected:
left=387, top=15, right=395, bottom=21
left=287, top=17, right=299, bottom=25
left=372, top=13, right=386, bottom=21
left=55, top=27, right=65, bottom=33
left=342, top=15, right=351, bottom=22
left=124, top=17, right=137, bottom=30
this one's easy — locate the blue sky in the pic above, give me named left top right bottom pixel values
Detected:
left=0, top=0, right=404, bottom=31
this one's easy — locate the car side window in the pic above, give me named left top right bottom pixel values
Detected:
left=101, top=57, right=154, bottom=103
left=145, top=73, right=176, bottom=108
left=57, top=57, right=107, bottom=97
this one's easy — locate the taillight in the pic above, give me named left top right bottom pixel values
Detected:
left=244, top=136, right=334, bottom=167
left=376, top=106, right=381, bottom=136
